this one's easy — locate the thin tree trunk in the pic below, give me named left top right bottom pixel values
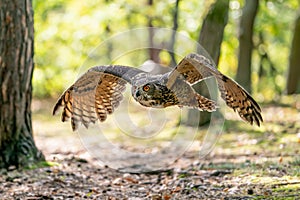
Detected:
left=185, top=0, right=229, bottom=126
left=169, top=0, right=180, bottom=67
left=236, top=0, right=259, bottom=93
left=147, top=0, right=161, bottom=63
left=0, top=0, right=44, bottom=168
left=286, top=9, right=300, bottom=94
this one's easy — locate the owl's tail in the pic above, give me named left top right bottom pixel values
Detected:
left=194, top=93, right=217, bottom=112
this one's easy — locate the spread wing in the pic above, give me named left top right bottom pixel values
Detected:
left=166, top=53, right=263, bottom=126
left=53, top=65, right=145, bottom=131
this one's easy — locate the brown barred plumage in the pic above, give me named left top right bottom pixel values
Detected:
left=53, top=53, right=263, bottom=130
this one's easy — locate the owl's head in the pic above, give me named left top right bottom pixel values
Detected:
left=132, top=82, right=167, bottom=108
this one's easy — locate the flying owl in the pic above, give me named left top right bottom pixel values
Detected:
left=53, top=53, right=263, bottom=131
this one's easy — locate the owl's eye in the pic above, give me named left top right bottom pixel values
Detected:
left=143, top=85, right=151, bottom=92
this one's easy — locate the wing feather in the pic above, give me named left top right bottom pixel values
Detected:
left=166, top=53, right=215, bottom=88
left=53, top=65, right=145, bottom=131
left=217, top=74, right=263, bottom=126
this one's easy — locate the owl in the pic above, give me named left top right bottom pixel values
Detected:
left=53, top=53, right=263, bottom=131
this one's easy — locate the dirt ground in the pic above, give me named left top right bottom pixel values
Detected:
left=0, top=96, right=299, bottom=199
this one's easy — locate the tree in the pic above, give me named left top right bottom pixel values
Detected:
left=236, top=0, right=259, bottom=93
left=286, top=9, right=300, bottom=94
left=0, top=0, right=44, bottom=168
left=147, top=0, right=161, bottom=64
left=185, top=0, right=229, bottom=126
left=169, top=0, right=181, bottom=67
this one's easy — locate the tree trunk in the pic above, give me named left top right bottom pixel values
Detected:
left=286, top=9, right=300, bottom=94
left=236, top=0, right=259, bottom=93
left=169, top=0, right=180, bottom=67
left=147, top=0, right=161, bottom=64
left=0, top=0, right=44, bottom=168
left=185, top=0, right=229, bottom=126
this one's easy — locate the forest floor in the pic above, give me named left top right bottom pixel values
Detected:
left=0, top=95, right=300, bottom=199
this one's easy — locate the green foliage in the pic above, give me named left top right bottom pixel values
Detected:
left=220, top=0, right=299, bottom=102
left=252, top=0, right=299, bottom=100
left=33, top=0, right=299, bottom=101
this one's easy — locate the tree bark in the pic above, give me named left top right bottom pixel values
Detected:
left=169, top=0, right=180, bottom=67
left=0, top=0, right=44, bottom=168
left=185, top=0, right=229, bottom=126
left=286, top=9, right=300, bottom=94
left=147, top=0, right=161, bottom=64
left=236, top=0, right=259, bottom=93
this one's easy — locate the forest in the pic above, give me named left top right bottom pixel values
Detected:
left=32, top=0, right=300, bottom=98
left=0, top=0, right=299, bottom=199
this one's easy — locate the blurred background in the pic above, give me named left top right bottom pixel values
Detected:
left=1, top=1, right=299, bottom=197
left=32, top=0, right=300, bottom=102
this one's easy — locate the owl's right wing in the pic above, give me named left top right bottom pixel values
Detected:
left=53, top=65, right=146, bottom=131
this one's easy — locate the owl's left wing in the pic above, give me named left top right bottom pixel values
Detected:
left=53, top=65, right=145, bottom=131
left=166, top=53, right=263, bottom=126
left=166, top=53, right=217, bottom=88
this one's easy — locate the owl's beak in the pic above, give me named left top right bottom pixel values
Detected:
left=135, top=90, right=141, bottom=98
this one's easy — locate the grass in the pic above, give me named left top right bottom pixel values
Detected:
left=25, top=161, right=60, bottom=170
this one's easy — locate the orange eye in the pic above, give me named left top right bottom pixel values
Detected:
left=143, top=85, right=150, bottom=92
